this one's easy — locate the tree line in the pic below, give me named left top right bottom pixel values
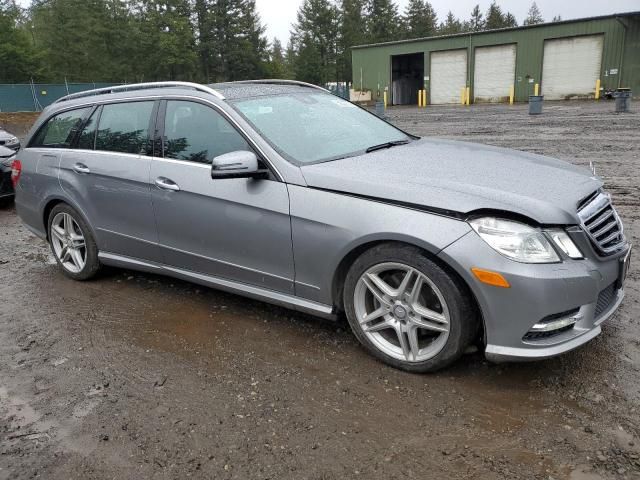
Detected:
left=0, top=0, right=555, bottom=86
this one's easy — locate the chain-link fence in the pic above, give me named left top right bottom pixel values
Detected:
left=0, top=82, right=118, bottom=112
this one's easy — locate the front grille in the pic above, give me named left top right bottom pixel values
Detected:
left=595, top=282, right=617, bottom=318
left=577, top=190, right=626, bottom=255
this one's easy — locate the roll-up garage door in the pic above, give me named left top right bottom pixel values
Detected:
left=430, top=49, right=467, bottom=104
left=542, top=35, right=603, bottom=100
left=473, top=44, right=516, bottom=103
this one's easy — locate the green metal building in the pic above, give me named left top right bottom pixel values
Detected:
left=351, top=12, right=640, bottom=105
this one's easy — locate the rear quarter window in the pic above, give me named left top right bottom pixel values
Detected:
left=30, top=108, right=91, bottom=148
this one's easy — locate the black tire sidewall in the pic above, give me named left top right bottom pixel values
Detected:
left=47, top=204, right=100, bottom=280
left=343, top=243, right=474, bottom=373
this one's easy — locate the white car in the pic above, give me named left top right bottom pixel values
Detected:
left=0, top=128, right=20, bottom=151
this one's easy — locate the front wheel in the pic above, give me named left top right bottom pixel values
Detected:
left=343, top=244, right=476, bottom=373
left=48, top=204, right=100, bottom=280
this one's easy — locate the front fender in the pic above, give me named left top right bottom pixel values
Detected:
left=288, top=185, right=471, bottom=305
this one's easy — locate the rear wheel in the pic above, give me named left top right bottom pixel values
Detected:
left=48, top=204, right=100, bottom=280
left=343, top=244, right=475, bottom=373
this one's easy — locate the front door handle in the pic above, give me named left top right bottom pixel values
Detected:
left=73, top=163, right=90, bottom=174
left=155, top=177, right=180, bottom=191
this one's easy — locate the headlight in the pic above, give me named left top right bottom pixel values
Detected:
left=7, top=136, right=18, bottom=145
left=548, top=229, right=583, bottom=259
left=469, top=217, right=560, bottom=263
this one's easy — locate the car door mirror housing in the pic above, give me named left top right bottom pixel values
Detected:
left=211, top=151, right=267, bottom=179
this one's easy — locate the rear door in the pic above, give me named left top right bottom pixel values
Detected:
left=150, top=99, right=295, bottom=294
left=59, top=100, right=161, bottom=262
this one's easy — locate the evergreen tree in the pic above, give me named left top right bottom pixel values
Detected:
left=366, top=0, right=400, bottom=43
left=137, top=0, right=198, bottom=81
left=0, top=0, right=42, bottom=82
left=524, top=2, right=544, bottom=25
left=504, top=12, right=517, bottom=27
left=484, top=1, right=517, bottom=30
left=438, top=11, right=462, bottom=35
left=292, top=0, right=339, bottom=84
left=265, top=38, right=288, bottom=78
left=402, top=0, right=438, bottom=39
left=468, top=4, right=484, bottom=32
left=485, top=1, right=504, bottom=29
left=337, top=0, right=365, bottom=82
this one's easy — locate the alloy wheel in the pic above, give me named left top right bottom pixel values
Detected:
left=354, top=262, right=450, bottom=363
left=50, top=212, right=87, bottom=274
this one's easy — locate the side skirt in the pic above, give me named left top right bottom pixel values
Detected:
left=98, top=252, right=336, bottom=320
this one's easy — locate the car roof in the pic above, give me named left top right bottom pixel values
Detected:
left=209, top=82, right=326, bottom=100
left=49, top=80, right=329, bottom=112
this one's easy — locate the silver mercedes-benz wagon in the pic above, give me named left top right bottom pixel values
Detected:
left=12, top=80, right=631, bottom=372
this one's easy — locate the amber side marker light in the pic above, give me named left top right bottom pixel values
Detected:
left=471, top=268, right=511, bottom=288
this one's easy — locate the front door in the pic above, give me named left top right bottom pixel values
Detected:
left=150, top=99, right=294, bottom=294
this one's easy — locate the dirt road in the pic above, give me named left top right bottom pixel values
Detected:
left=1, top=101, right=639, bottom=479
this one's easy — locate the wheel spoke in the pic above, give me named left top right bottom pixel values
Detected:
left=364, top=319, right=393, bottom=333
left=52, top=225, right=65, bottom=242
left=60, top=247, right=71, bottom=263
left=363, top=275, right=393, bottom=306
left=359, top=306, right=387, bottom=325
left=395, top=325, right=411, bottom=361
left=396, top=268, right=415, bottom=298
left=408, top=276, right=424, bottom=304
left=412, top=316, right=449, bottom=333
left=70, top=248, right=84, bottom=270
left=407, top=326, right=421, bottom=360
left=63, top=214, right=71, bottom=235
left=413, top=304, right=448, bottom=324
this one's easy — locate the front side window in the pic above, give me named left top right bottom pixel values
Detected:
left=232, top=93, right=410, bottom=164
left=31, top=107, right=90, bottom=148
left=163, top=100, right=251, bottom=164
left=95, top=101, right=154, bottom=154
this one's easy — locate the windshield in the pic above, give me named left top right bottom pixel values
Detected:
left=232, top=93, right=411, bottom=164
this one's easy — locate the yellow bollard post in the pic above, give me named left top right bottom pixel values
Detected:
left=423, top=90, right=428, bottom=107
left=417, top=90, right=421, bottom=107
left=466, top=87, right=471, bottom=105
left=383, top=90, right=387, bottom=108
left=509, top=85, right=515, bottom=105
left=595, top=79, right=601, bottom=100
left=534, top=83, right=539, bottom=96
left=460, top=88, right=466, bottom=105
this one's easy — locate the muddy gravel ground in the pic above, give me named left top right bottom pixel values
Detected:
left=1, top=101, right=639, bottom=480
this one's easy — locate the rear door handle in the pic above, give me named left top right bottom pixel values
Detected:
left=155, top=177, right=180, bottom=191
left=73, top=163, right=90, bottom=174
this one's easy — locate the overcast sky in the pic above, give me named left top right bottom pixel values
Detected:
left=256, top=0, right=640, bottom=44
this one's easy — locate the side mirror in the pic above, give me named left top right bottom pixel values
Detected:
left=211, top=151, right=266, bottom=179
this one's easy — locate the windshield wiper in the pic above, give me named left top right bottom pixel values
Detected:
left=365, top=140, right=410, bottom=153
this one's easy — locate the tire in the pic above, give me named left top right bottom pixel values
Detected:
left=47, top=203, right=100, bottom=281
left=343, top=243, right=475, bottom=373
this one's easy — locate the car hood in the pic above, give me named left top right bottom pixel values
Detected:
left=299, top=138, right=602, bottom=225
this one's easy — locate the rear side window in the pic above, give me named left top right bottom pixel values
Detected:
left=30, top=108, right=90, bottom=148
left=95, top=101, right=154, bottom=155
left=163, top=100, right=251, bottom=164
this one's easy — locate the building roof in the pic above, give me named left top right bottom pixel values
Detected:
left=352, top=11, right=640, bottom=50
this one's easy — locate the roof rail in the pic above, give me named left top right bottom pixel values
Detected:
left=53, top=81, right=225, bottom=104
left=229, top=79, right=330, bottom=93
